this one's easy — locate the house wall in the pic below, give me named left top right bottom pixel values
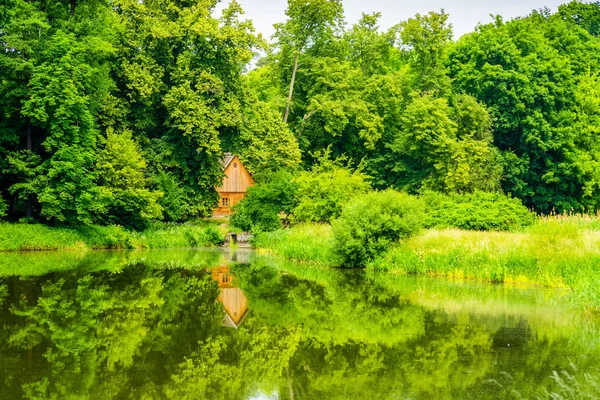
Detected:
left=219, top=287, right=248, bottom=324
left=214, top=156, right=254, bottom=215
left=210, top=266, right=249, bottom=325
left=216, top=156, right=254, bottom=193
left=213, top=192, right=246, bottom=215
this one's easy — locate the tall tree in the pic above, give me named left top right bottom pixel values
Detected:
left=398, top=10, right=453, bottom=95
left=449, top=10, right=600, bottom=211
left=108, top=0, right=267, bottom=219
left=0, top=0, right=115, bottom=223
left=272, top=0, right=344, bottom=123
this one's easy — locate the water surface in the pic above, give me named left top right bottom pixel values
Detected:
left=0, top=249, right=598, bottom=399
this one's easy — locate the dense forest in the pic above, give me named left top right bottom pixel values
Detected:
left=1, top=0, right=600, bottom=229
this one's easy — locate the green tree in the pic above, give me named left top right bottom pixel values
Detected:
left=448, top=11, right=600, bottom=212
left=293, top=153, right=371, bottom=223
left=398, top=10, right=453, bottom=95
left=558, top=0, right=600, bottom=36
left=0, top=197, right=7, bottom=219
left=273, top=0, right=345, bottom=123
left=344, top=13, right=397, bottom=76
left=0, top=0, right=115, bottom=224
left=108, top=0, right=265, bottom=219
left=234, top=93, right=301, bottom=176
left=95, top=128, right=163, bottom=229
left=231, top=170, right=298, bottom=232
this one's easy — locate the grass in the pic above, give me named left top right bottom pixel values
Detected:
left=0, top=221, right=224, bottom=252
left=253, top=217, right=600, bottom=313
left=253, top=223, right=334, bottom=264
left=0, top=248, right=241, bottom=277
left=369, top=226, right=600, bottom=286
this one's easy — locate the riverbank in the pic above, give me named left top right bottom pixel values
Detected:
left=0, top=222, right=224, bottom=251
left=254, top=219, right=600, bottom=313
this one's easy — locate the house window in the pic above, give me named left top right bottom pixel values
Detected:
left=233, top=163, right=238, bottom=168
left=222, top=198, right=230, bottom=207
left=222, top=273, right=230, bottom=283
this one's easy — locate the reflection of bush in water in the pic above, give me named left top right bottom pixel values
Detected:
left=231, top=262, right=426, bottom=345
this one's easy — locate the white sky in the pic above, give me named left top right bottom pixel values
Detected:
left=217, top=0, right=568, bottom=41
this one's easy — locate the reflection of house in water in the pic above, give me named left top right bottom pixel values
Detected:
left=211, top=266, right=249, bottom=329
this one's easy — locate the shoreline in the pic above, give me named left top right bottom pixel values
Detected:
left=0, top=222, right=225, bottom=252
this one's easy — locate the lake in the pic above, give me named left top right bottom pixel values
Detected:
left=0, top=248, right=598, bottom=399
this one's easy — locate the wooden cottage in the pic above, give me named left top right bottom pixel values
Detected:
left=211, top=266, right=249, bottom=329
left=214, top=153, right=254, bottom=215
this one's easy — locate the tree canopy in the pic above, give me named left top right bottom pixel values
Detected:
left=2, top=0, right=600, bottom=227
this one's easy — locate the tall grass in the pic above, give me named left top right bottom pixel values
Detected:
left=369, top=224, right=600, bottom=286
left=253, top=218, right=600, bottom=313
left=0, top=222, right=224, bottom=252
left=253, top=223, right=334, bottom=264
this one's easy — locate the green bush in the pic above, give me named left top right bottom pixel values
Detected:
left=95, top=129, right=163, bottom=230
left=332, top=190, right=424, bottom=267
left=0, top=197, right=7, bottom=219
left=421, top=191, right=535, bottom=231
left=293, top=160, right=371, bottom=224
left=230, top=170, right=297, bottom=233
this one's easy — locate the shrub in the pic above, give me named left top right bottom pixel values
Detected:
left=154, top=171, right=186, bottom=222
left=0, top=197, right=7, bottom=219
left=230, top=170, right=297, bottom=233
left=421, top=191, right=535, bottom=231
left=332, top=190, right=424, bottom=267
left=293, top=161, right=371, bottom=224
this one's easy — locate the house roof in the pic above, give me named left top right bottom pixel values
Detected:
left=220, top=152, right=235, bottom=170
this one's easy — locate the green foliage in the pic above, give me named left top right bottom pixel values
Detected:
left=235, top=94, right=302, bottom=176
left=421, top=191, right=536, bottom=231
left=2, top=0, right=600, bottom=228
left=0, top=222, right=223, bottom=251
left=332, top=190, right=424, bottom=267
left=448, top=10, right=600, bottom=212
left=398, top=10, right=452, bottom=94
left=230, top=170, right=298, bottom=232
left=381, top=93, right=502, bottom=194
left=0, top=0, right=271, bottom=225
left=293, top=154, right=371, bottom=223
left=0, top=197, right=7, bottom=219
left=558, top=0, right=600, bottom=36
left=153, top=172, right=186, bottom=223
left=253, top=223, right=334, bottom=264
left=96, top=128, right=163, bottom=229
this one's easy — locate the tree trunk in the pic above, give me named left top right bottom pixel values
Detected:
left=286, top=366, right=294, bottom=400
left=283, top=53, right=299, bottom=124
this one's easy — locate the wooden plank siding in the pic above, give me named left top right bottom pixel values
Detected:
left=214, top=155, right=254, bottom=215
left=211, top=266, right=249, bottom=327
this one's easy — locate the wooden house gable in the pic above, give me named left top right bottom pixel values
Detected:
left=216, top=155, right=254, bottom=193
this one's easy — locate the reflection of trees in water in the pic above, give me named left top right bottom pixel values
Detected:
left=0, top=261, right=598, bottom=399
left=0, top=265, right=222, bottom=399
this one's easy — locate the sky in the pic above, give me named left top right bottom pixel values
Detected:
left=216, top=0, right=569, bottom=41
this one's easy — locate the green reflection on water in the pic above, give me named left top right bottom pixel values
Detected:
left=0, top=249, right=598, bottom=399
